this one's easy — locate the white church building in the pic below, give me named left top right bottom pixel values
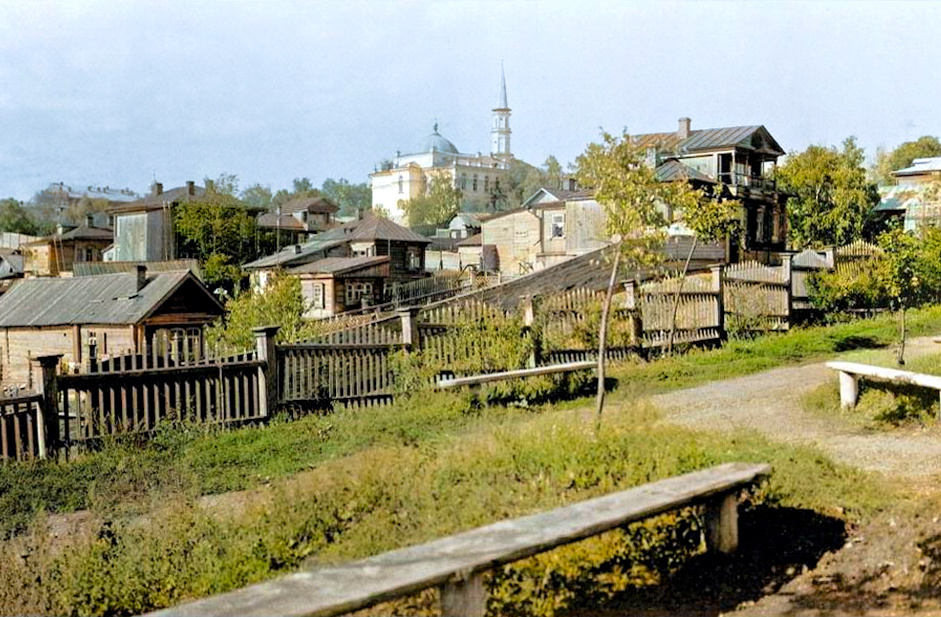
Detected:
left=370, top=69, right=513, bottom=224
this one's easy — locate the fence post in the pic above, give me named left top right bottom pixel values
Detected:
left=520, top=294, right=541, bottom=368
left=623, top=281, right=643, bottom=347
left=253, top=326, right=281, bottom=418
left=34, top=354, right=63, bottom=459
left=824, top=246, right=836, bottom=270
left=398, top=307, right=421, bottom=350
left=711, top=265, right=725, bottom=340
left=780, top=253, right=793, bottom=326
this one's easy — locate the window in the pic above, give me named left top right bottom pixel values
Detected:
left=484, top=176, right=490, bottom=193
left=472, top=175, right=478, bottom=192
left=311, top=282, right=325, bottom=309
left=345, top=281, right=373, bottom=305
left=406, top=247, right=422, bottom=271
left=460, top=174, right=467, bottom=190
left=398, top=176, right=404, bottom=194
left=551, top=214, right=565, bottom=238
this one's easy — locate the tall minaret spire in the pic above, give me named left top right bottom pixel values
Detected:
left=491, top=62, right=512, bottom=159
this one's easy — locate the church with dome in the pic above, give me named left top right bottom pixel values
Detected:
left=369, top=69, right=513, bottom=224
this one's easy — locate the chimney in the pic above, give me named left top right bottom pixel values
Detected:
left=677, top=117, right=691, bottom=140
left=136, top=264, right=147, bottom=292
left=186, top=180, right=195, bottom=196
left=151, top=182, right=163, bottom=196
left=645, top=146, right=659, bottom=168
left=85, top=213, right=94, bottom=228
left=56, top=223, right=66, bottom=236
left=568, top=177, right=577, bottom=191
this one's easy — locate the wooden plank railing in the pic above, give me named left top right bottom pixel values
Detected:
left=142, top=462, right=771, bottom=617
left=0, top=392, right=45, bottom=461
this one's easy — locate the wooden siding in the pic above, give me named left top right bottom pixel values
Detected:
left=0, top=325, right=136, bottom=390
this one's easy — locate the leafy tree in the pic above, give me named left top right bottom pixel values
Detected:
left=873, top=136, right=941, bottom=185
left=240, top=183, right=273, bottom=209
left=502, top=155, right=566, bottom=209
left=544, top=155, right=564, bottom=191
left=174, top=191, right=265, bottom=292
left=775, top=137, right=879, bottom=249
left=320, top=178, right=371, bottom=217
left=66, top=196, right=110, bottom=226
left=0, top=199, right=40, bottom=235
left=575, top=130, right=699, bottom=428
left=207, top=172, right=239, bottom=196
left=880, top=228, right=930, bottom=365
left=402, top=174, right=462, bottom=227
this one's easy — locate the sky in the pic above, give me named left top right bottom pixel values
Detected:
left=1, top=0, right=940, bottom=202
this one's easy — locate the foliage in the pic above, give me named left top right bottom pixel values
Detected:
left=173, top=189, right=265, bottom=291
left=206, top=172, right=239, bottom=196
left=0, top=198, right=40, bottom=235
left=239, top=183, right=273, bottom=209
left=873, top=135, right=941, bottom=185
left=206, top=275, right=322, bottom=352
left=402, top=173, right=462, bottom=227
left=776, top=137, right=880, bottom=249
left=680, top=193, right=741, bottom=245
left=501, top=156, right=567, bottom=209
left=320, top=178, right=371, bottom=217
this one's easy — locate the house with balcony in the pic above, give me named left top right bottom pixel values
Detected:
left=256, top=195, right=340, bottom=245
left=634, top=118, right=787, bottom=259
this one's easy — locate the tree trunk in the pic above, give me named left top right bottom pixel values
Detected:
left=595, top=245, right=622, bottom=433
left=667, top=237, right=698, bottom=355
left=897, top=307, right=907, bottom=366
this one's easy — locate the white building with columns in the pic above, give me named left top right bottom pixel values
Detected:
left=370, top=69, right=514, bottom=224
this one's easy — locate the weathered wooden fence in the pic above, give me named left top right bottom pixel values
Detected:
left=0, top=391, right=46, bottom=461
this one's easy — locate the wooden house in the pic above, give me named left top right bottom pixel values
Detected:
left=0, top=267, right=223, bottom=389
left=256, top=196, right=340, bottom=245
left=288, top=256, right=391, bottom=318
left=23, top=215, right=113, bottom=277
left=634, top=118, right=787, bottom=259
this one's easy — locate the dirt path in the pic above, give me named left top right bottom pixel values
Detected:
left=652, top=336, right=941, bottom=479
left=648, top=335, right=941, bottom=616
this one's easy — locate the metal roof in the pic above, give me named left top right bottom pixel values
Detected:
left=655, top=159, right=717, bottom=184
left=319, top=213, right=432, bottom=244
left=0, top=270, right=218, bottom=327
left=242, top=238, right=347, bottom=270
left=277, top=196, right=339, bottom=214
left=633, top=125, right=784, bottom=156
left=288, top=256, right=390, bottom=275
left=108, top=185, right=207, bottom=213
left=73, top=260, right=202, bottom=278
left=892, top=157, right=941, bottom=177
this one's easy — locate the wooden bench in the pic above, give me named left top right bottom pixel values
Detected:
left=437, top=360, right=596, bottom=390
left=143, top=462, right=770, bottom=617
left=826, top=361, right=941, bottom=417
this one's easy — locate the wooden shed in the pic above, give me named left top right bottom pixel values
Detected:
left=0, top=267, right=223, bottom=390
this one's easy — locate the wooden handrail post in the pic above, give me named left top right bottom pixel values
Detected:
left=34, top=354, right=63, bottom=459
left=440, top=572, right=486, bottom=617
left=705, top=492, right=739, bottom=553
left=253, top=326, right=281, bottom=417
left=711, top=265, right=725, bottom=339
left=397, top=307, right=421, bottom=350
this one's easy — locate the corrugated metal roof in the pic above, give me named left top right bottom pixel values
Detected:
left=108, top=185, right=207, bottom=213
left=0, top=271, right=205, bottom=327
left=633, top=125, right=783, bottom=156
left=655, top=159, right=716, bottom=183
left=257, top=212, right=306, bottom=230
left=242, top=238, right=347, bottom=270
left=288, top=256, right=389, bottom=275
left=73, top=260, right=201, bottom=278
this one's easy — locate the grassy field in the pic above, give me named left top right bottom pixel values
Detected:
left=1, top=307, right=939, bottom=615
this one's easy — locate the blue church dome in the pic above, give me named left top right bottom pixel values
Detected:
left=421, top=122, right=459, bottom=154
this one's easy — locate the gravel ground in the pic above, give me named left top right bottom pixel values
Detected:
left=652, top=336, right=941, bottom=479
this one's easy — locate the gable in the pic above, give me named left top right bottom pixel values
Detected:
left=144, top=277, right=224, bottom=322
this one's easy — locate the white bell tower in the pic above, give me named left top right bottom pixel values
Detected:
left=490, top=64, right=512, bottom=160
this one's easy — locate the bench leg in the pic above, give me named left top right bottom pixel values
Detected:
left=440, top=572, right=486, bottom=617
left=705, top=492, right=738, bottom=553
left=838, top=371, right=859, bottom=410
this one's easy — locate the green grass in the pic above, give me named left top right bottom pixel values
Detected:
left=3, top=305, right=940, bottom=542
left=0, top=399, right=893, bottom=617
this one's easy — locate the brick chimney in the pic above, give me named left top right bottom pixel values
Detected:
left=677, top=117, right=691, bottom=140
left=136, top=264, right=147, bottom=292
left=151, top=182, right=163, bottom=197
left=186, top=180, right=195, bottom=196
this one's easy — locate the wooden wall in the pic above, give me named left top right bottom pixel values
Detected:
left=0, top=325, right=136, bottom=390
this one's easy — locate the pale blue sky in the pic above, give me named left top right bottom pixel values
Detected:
left=1, top=0, right=939, bottom=201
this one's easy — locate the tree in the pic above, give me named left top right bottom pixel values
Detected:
left=240, top=183, right=273, bottom=209
left=879, top=229, right=922, bottom=365
left=544, top=155, right=563, bottom=191
left=575, top=130, right=697, bottom=428
left=320, top=178, right=371, bottom=217
left=0, top=198, right=40, bottom=235
left=873, top=136, right=941, bottom=185
left=174, top=192, right=264, bottom=291
left=66, top=196, right=109, bottom=226
left=402, top=174, right=462, bottom=227
left=501, top=155, right=567, bottom=209
left=207, top=172, right=239, bottom=196
left=776, top=137, right=879, bottom=249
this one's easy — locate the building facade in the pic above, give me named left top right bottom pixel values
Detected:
left=370, top=69, right=513, bottom=223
